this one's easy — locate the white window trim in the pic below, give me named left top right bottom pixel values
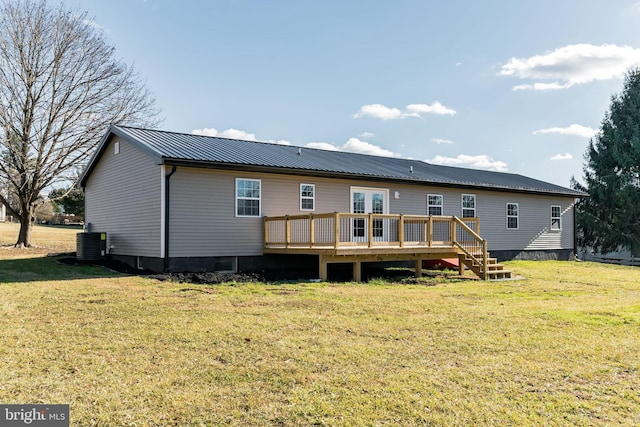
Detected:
left=551, top=205, right=562, bottom=231
left=462, top=194, right=476, bottom=218
left=300, top=183, right=315, bottom=211
left=428, top=194, right=444, bottom=216
left=506, top=202, right=519, bottom=230
left=235, top=178, right=261, bottom=218
left=114, top=141, right=120, bottom=154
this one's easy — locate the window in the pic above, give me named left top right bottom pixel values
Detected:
left=352, top=191, right=365, bottom=237
left=427, top=194, right=443, bottom=216
left=551, top=205, right=561, bottom=230
left=462, top=194, right=476, bottom=218
left=506, top=203, right=519, bottom=230
left=372, top=193, right=384, bottom=237
left=300, top=184, right=315, bottom=211
left=236, top=178, right=261, bottom=217
left=114, top=141, right=120, bottom=154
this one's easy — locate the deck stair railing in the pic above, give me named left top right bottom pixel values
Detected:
left=451, top=216, right=489, bottom=280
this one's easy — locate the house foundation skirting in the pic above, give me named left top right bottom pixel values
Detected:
left=491, top=249, right=575, bottom=262
left=110, top=254, right=318, bottom=274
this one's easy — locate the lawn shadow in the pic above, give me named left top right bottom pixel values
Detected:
left=0, top=254, right=122, bottom=283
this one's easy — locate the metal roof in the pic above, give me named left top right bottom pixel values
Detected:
left=80, top=125, right=586, bottom=197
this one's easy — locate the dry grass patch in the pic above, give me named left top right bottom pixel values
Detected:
left=0, top=222, right=78, bottom=257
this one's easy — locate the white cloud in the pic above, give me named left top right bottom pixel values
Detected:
left=550, top=153, right=573, bottom=161
left=533, top=124, right=597, bottom=138
left=500, top=44, right=640, bottom=90
left=353, top=104, right=403, bottom=120
left=192, top=127, right=257, bottom=141
left=404, top=102, right=456, bottom=117
left=431, top=138, right=454, bottom=144
left=513, top=82, right=572, bottom=91
left=192, top=127, right=289, bottom=144
left=343, top=137, right=399, bottom=157
left=354, top=102, right=456, bottom=120
left=305, top=142, right=341, bottom=151
left=359, top=131, right=375, bottom=139
left=305, top=137, right=400, bottom=157
left=218, top=128, right=256, bottom=141
left=427, top=154, right=508, bottom=172
left=192, top=127, right=219, bottom=137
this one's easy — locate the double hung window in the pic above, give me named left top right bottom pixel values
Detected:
left=551, top=205, right=561, bottom=230
left=300, top=184, right=315, bottom=211
left=428, top=194, right=443, bottom=216
left=506, top=203, right=519, bottom=230
left=236, top=178, right=261, bottom=217
left=462, top=194, right=476, bottom=218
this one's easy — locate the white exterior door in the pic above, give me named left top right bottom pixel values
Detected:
left=350, top=187, right=388, bottom=243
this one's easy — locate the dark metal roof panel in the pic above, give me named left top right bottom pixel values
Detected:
left=109, top=125, right=586, bottom=197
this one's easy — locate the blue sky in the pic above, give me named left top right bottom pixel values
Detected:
left=65, top=0, right=640, bottom=187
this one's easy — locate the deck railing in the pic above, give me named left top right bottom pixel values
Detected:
left=264, top=213, right=483, bottom=252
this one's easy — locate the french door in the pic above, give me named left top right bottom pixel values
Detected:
left=350, top=187, right=388, bottom=243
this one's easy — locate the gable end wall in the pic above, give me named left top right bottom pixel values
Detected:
left=84, top=136, right=161, bottom=257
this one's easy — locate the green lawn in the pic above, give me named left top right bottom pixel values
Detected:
left=0, top=224, right=639, bottom=425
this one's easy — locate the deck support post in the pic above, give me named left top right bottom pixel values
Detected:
left=458, top=254, right=465, bottom=276
left=414, top=259, right=422, bottom=278
left=319, top=255, right=328, bottom=281
left=353, top=260, right=362, bottom=282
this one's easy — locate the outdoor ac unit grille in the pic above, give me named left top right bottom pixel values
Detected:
left=77, top=232, right=107, bottom=261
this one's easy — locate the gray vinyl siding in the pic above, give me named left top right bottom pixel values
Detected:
left=168, top=170, right=351, bottom=257
left=84, top=136, right=161, bottom=257
left=475, top=192, right=575, bottom=251
left=167, top=167, right=576, bottom=257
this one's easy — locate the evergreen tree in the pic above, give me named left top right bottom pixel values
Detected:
left=577, top=68, right=640, bottom=256
left=49, top=187, right=84, bottom=216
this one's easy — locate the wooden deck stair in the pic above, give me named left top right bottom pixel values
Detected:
left=459, top=253, right=513, bottom=280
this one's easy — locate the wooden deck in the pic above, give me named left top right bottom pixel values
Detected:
left=263, top=213, right=512, bottom=281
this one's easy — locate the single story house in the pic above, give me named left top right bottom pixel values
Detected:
left=78, top=125, right=587, bottom=280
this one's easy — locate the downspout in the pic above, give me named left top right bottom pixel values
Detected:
left=164, top=166, right=177, bottom=272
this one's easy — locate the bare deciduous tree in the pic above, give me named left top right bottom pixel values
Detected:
left=0, top=0, right=160, bottom=247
